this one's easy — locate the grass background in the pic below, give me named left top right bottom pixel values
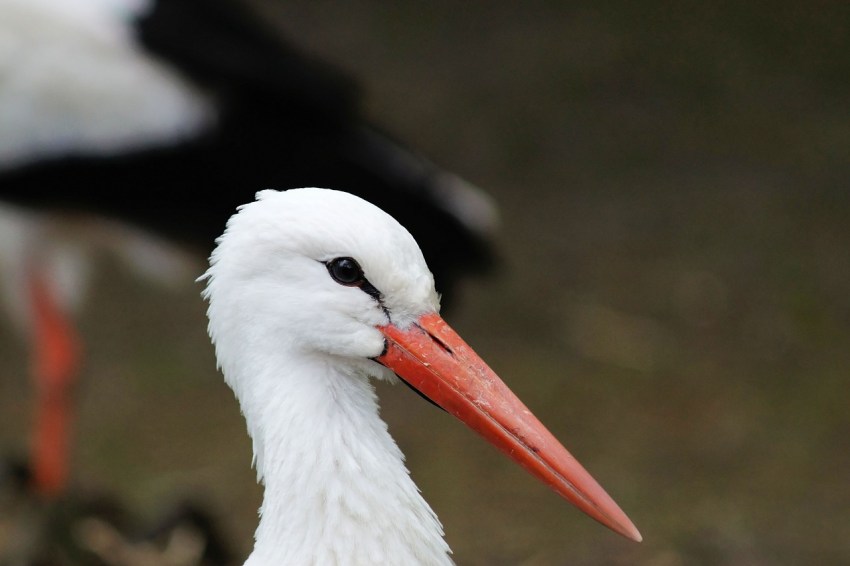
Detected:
left=2, top=1, right=849, bottom=563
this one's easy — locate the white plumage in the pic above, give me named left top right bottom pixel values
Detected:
left=0, top=0, right=212, bottom=169
left=202, top=188, right=640, bottom=565
left=203, top=189, right=449, bottom=564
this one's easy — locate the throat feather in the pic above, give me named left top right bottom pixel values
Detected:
left=241, top=361, right=453, bottom=565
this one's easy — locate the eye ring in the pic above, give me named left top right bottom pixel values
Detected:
left=326, top=257, right=365, bottom=286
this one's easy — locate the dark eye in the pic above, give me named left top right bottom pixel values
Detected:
left=327, top=257, right=364, bottom=286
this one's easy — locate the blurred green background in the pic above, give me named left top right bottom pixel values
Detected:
left=2, top=1, right=849, bottom=564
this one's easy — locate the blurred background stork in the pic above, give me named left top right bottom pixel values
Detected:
left=0, top=0, right=497, bottom=561
left=2, top=0, right=850, bottom=564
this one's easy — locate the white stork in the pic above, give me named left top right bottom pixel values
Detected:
left=202, top=188, right=640, bottom=565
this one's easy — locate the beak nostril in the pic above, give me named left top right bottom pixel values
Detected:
left=413, top=323, right=454, bottom=356
left=428, top=331, right=454, bottom=356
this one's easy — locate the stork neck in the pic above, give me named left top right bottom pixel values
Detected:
left=237, top=352, right=453, bottom=566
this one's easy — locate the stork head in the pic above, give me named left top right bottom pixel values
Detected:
left=203, top=188, right=437, bottom=373
left=202, top=188, right=641, bottom=542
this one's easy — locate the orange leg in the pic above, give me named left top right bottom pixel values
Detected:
left=27, top=266, right=81, bottom=497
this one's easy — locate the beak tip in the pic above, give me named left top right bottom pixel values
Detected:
left=607, top=506, right=642, bottom=543
left=611, top=517, right=642, bottom=542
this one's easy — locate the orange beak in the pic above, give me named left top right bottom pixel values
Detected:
left=377, top=312, right=642, bottom=542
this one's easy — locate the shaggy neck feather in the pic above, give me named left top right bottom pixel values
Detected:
left=232, top=350, right=453, bottom=566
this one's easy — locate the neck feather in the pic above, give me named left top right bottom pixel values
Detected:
left=231, top=351, right=453, bottom=566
